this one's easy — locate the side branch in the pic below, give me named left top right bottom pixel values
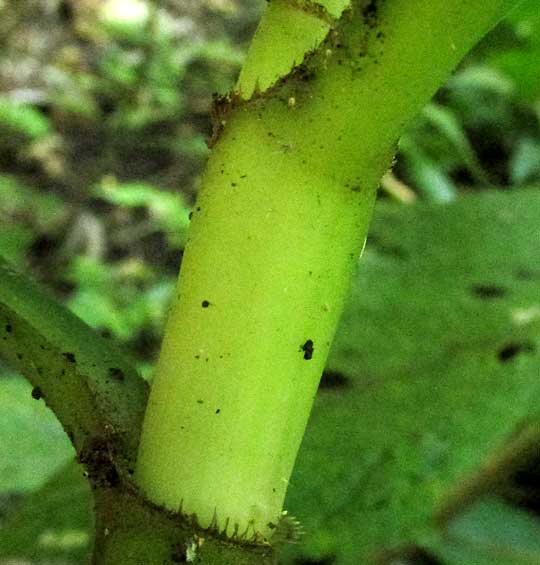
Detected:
left=0, top=259, right=148, bottom=476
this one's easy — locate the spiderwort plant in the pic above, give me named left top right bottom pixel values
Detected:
left=135, top=0, right=521, bottom=545
left=0, top=0, right=524, bottom=562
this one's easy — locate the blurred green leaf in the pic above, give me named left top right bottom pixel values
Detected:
left=195, top=40, right=246, bottom=68
left=445, top=66, right=515, bottom=127
left=0, top=97, right=51, bottom=141
left=421, top=104, right=491, bottom=185
left=506, top=0, right=540, bottom=43
left=99, top=49, right=141, bottom=89
left=0, top=175, right=66, bottom=228
left=0, top=225, right=34, bottom=265
left=431, top=498, right=540, bottom=565
left=94, top=180, right=191, bottom=248
left=510, top=138, right=540, bottom=186
left=489, top=48, right=540, bottom=101
left=46, top=68, right=100, bottom=119
left=0, top=175, right=67, bottom=265
left=66, top=255, right=175, bottom=341
left=0, top=373, right=74, bottom=494
left=173, top=134, right=211, bottom=161
left=399, top=135, right=457, bottom=202
left=0, top=460, right=93, bottom=564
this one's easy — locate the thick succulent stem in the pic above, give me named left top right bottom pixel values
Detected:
left=136, top=0, right=520, bottom=540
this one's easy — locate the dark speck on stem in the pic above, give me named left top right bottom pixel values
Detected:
left=302, top=339, right=314, bottom=360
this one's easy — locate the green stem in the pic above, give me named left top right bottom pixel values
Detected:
left=136, top=0, right=520, bottom=539
left=92, top=486, right=275, bottom=565
left=0, top=258, right=148, bottom=473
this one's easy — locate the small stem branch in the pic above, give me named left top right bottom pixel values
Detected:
left=0, top=258, right=148, bottom=473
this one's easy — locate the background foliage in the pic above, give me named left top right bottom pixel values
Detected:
left=1, top=0, right=540, bottom=563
